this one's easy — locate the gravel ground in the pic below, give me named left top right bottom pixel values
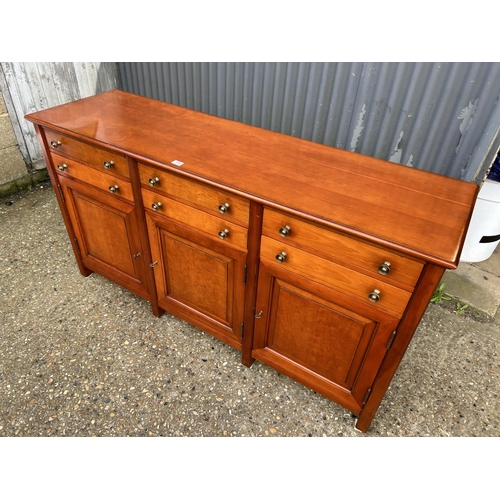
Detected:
left=1, top=181, right=499, bottom=437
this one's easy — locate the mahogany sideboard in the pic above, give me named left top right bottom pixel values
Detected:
left=26, top=90, right=478, bottom=432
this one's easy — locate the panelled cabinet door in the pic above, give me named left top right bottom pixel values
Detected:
left=252, top=261, right=400, bottom=414
left=145, top=213, right=247, bottom=350
left=58, top=176, right=149, bottom=299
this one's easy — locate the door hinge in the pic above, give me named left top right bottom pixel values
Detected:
left=386, top=330, right=397, bottom=350
left=57, top=184, right=65, bottom=203
left=240, top=322, right=244, bottom=338
left=73, top=238, right=81, bottom=254
left=362, top=387, right=372, bottom=406
left=243, top=265, right=247, bottom=285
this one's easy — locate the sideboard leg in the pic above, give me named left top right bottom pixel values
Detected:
left=353, top=418, right=364, bottom=433
left=355, top=264, right=446, bottom=433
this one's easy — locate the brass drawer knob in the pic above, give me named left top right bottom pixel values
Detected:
left=378, top=261, right=391, bottom=275
left=218, top=229, right=229, bottom=239
left=152, top=202, right=163, bottom=211
left=275, top=251, right=287, bottom=263
left=57, top=163, right=68, bottom=172
left=279, top=225, right=291, bottom=237
left=109, top=184, right=119, bottom=194
left=103, top=160, right=114, bottom=170
left=368, top=289, right=381, bottom=302
left=149, top=177, right=160, bottom=187
left=50, top=140, right=61, bottom=149
left=218, top=203, right=230, bottom=214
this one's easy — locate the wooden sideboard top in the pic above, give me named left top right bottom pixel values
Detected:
left=26, top=89, right=478, bottom=267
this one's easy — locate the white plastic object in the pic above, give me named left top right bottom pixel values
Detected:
left=460, top=179, right=500, bottom=262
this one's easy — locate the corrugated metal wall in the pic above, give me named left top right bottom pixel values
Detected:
left=118, top=62, right=500, bottom=183
left=0, top=62, right=120, bottom=170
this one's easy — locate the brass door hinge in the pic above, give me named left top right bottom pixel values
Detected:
left=386, top=330, right=397, bottom=350
left=73, top=238, right=81, bottom=254
left=57, top=184, right=65, bottom=203
left=240, top=322, right=244, bottom=338
left=243, top=265, right=247, bottom=285
left=362, top=387, right=372, bottom=406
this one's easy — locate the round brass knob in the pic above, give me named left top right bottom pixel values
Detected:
left=57, top=163, right=68, bottom=172
left=368, top=289, right=381, bottom=302
left=149, top=177, right=160, bottom=187
left=103, top=160, right=114, bottom=170
left=218, top=203, right=230, bottom=214
left=275, top=251, right=287, bottom=263
left=218, top=229, right=229, bottom=239
left=279, top=225, right=291, bottom=237
left=152, top=202, right=163, bottom=211
left=50, top=140, right=61, bottom=149
left=378, top=261, right=391, bottom=275
left=109, top=184, right=119, bottom=194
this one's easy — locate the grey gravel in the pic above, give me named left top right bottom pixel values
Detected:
left=0, top=182, right=499, bottom=437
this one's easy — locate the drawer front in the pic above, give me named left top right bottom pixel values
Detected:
left=52, top=153, right=134, bottom=202
left=142, top=188, right=248, bottom=249
left=261, top=236, right=411, bottom=317
left=44, top=128, right=130, bottom=179
left=262, top=208, right=423, bottom=288
left=139, top=162, right=249, bottom=226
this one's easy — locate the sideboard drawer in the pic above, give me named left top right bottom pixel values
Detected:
left=262, top=207, right=423, bottom=288
left=260, top=236, right=411, bottom=317
left=52, top=153, right=134, bottom=202
left=44, top=128, right=130, bottom=179
left=138, top=162, right=249, bottom=226
left=142, top=188, right=248, bottom=249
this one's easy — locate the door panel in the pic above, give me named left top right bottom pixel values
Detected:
left=252, top=261, right=400, bottom=412
left=163, top=233, right=234, bottom=326
left=74, top=194, right=137, bottom=276
left=267, top=280, right=377, bottom=388
left=146, top=213, right=247, bottom=350
left=59, top=176, right=149, bottom=299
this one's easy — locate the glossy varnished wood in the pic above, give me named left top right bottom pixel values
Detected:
left=142, top=189, right=248, bottom=249
left=25, top=92, right=479, bottom=432
left=241, top=202, right=264, bottom=367
left=59, top=175, right=150, bottom=300
left=145, top=213, right=247, bottom=350
left=44, top=127, right=130, bottom=179
left=260, top=236, right=411, bottom=317
left=128, top=156, right=164, bottom=318
left=26, top=90, right=478, bottom=267
left=139, top=162, right=250, bottom=226
left=354, top=263, right=446, bottom=432
left=52, top=153, right=134, bottom=202
left=252, top=261, right=400, bottom=413
left=33, top=124, right=92, bottom=278
left=262, top=207, right=423, bottom=289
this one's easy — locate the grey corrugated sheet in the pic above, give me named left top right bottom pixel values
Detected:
left=120, top=62, right=500, bottom=182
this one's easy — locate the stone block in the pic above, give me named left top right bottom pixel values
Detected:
left=0, top=92, right=7, bottom=115
left=0, top=145, right=28, bottom=184
left=0, top=113, right=18, bottom=149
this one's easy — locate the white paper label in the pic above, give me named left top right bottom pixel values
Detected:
left=171, top=160, right=184, bottom=166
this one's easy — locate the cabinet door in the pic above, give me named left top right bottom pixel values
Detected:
left=252, top=261, right=400, bottom=414
left=146, top=213, right=247, bottom=350
left=59, top=176, right=149, bottom=299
